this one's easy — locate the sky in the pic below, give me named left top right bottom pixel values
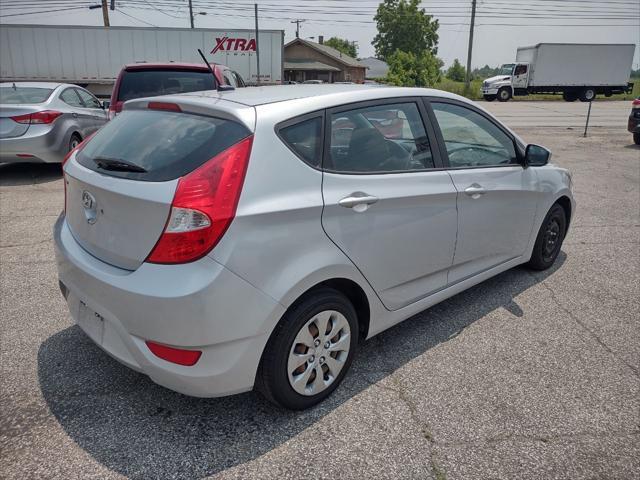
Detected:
left=1, top=0, right=639, bottom=69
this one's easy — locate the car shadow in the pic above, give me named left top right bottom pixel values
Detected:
left=38, top=253, right=565, bottom=479
left=0, top=163, right=62, bottom=186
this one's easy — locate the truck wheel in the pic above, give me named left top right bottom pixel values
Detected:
left=497, top=87, right=511, bottom=102
left=483, top=94, right=497, bottom=102
left=579, top=88, right=596, bottom=102
left=562, top=91, right=578, bottom=102
left=634, top=133, right=640, bottom=145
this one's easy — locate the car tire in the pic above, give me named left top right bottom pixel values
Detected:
left=483, top=94, right=497, bottom=102
left=497, top=87, right=511, bottom=102
left=562, top=91, right=578, bottom=102
left=579, top=88, right=596, bottom=102
left=633, top=132, right=640, bottom=145
left=257, top=287, right=358, bottom=410
left=69, top=133, right=82, bottom=152
left=527, top=203, right=567, bottom=271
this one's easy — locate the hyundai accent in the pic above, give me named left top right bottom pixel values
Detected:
left=55, top=85, right=574, bottom=409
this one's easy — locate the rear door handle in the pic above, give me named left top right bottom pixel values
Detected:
left=72, top=113, right=78, bottom=118
left=339, top=193, right=379, bottom=211
left=464, top=184, right=487, bottom=198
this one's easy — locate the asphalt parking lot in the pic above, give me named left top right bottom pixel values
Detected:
left=1, top=101, right=638, bottom=480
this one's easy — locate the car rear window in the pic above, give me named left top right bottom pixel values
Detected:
left=76, top=109, right=250, bottom=182
left=117, top=69, right=215, bottom=102
left=0, top=87, right=53, bottom=104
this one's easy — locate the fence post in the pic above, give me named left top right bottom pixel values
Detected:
left=583, top=101, right=593, bottom=137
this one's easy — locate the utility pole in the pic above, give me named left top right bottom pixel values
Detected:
left=101, top=0, right=110, bottom=27
left=465, top=0, right=476, bottom=92
left=110, top=0, right=115, bottom=10
left=291, top=19, right=305, bottom=38
left=188, top=0, right=194, bottom=28
left=255, top=3, right=261, bottom=86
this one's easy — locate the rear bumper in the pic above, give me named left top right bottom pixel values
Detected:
left=0, top=125, right=65, bottom=163
left=53, top=214, right=285, bottom=397
left=628, top=112, right=640, bottom=134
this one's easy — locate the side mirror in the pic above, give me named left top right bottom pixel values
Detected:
left=101, top=100, right=110, bottom=110
left=525, top=144, right=551, bottom=167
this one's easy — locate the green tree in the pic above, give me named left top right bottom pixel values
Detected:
left=324, top=37, right=358, bottom=58
left=373, top=0, right=439, bottom=61
left=384, top=49, right=442, bottom=87
left=446, top=58, right=466, bottom=82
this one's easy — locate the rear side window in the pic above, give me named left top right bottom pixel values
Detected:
left=76, top=109, right=250, bottom=182
left=0, top=87, right=53, bottom=104
left=278, top=116, right=323, bottom=168
left=117, top=69, right=215, bottom=102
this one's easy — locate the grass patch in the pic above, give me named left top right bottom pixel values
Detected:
left=432, top=78, right=640, bottom=102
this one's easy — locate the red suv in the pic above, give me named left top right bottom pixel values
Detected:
left=108, top=62, right=245, bottom=119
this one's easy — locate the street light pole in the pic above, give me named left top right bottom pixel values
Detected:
left=465, top=0, right=476, bottom=92
left=188, top=0, right=194, bottom=28
left=255, top=3, right=261, bottom=86
left=101, top=0, right=110, bottom=27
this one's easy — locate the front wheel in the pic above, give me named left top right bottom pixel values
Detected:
left=68, top=133, right=82, bottom=152
left=633, top=132, right=640, bottom=145
left=497, top=87, right=511, bottom=102
left=483, top=94, right=497, bottom=102
left=257, top=288, right=358, bottom=410
left=527, top=204, right=567, bottom=270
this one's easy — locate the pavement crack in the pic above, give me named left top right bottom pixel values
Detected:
left=533, top=274, right=639, bottom=378
left=389, top=377, right=447, bottom=480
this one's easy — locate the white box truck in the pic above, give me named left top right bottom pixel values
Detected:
left=481, top=43, right=635, bottom=102
left=0, top=24, right=284, bottom=95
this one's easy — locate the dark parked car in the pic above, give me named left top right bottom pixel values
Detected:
left=108, top=62, right=245, bottom=119
left=628, top=97, right=640, bottom=145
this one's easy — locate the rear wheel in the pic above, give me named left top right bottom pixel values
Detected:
left=68, top=133, right=81, bottom=152
left=527, top=204, right=567, bottom=270
left=258, top=288, right=358, bottom=410
left=634, top=132, right=640, bottom=145
left=562, top=91, right=578, bottom=102
left=497, top=87, right=511, bottom=102
left=483, top=94, right=497, bottom=102
left=579, top=87, right=596, bottom=102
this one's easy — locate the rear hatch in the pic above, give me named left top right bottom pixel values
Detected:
left=64, top=98, right=253, bottom=270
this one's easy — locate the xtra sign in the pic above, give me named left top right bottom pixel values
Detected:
left=211, top=37, right=257, bottom=54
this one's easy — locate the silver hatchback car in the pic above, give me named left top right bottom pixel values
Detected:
left=55, top=85, right=574, bottom=409
left=0, top=82, right=107, bottom=163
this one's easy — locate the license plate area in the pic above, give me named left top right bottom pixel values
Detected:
left=78, top=300, right=105, bottom=345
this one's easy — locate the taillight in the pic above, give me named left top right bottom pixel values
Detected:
left=146, top=135, right=253, bottom=264
left=632, top=98, right=640, bottom=107
left=148, top=101, right=181, bottom=112
left=11, top=110, right=62, bottom=125
left=108, top=101, right=123, bottom=120
left=146, top=341, right=202, bottom=366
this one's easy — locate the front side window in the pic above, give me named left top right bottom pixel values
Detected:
left=279, top=116, right=323, bottom=168
left=76, top=89, right=102, bottom=108
left=514, top=64, right=528, bottom=76
left=60, top=88, right=83, bottom=107
left=328, top=102, right=434, bottom=173
left=432, top=102, right=517, bottom=168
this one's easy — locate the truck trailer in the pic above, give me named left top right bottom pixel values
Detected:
left=482, top=43, right=635, bottom=102
left=0, top=24, right=284, bottom=96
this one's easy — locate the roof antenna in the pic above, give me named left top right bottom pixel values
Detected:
left=198, top=48, right=235, bottom=92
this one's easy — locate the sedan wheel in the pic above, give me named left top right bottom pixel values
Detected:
left=258, top=287, right=358, bottom=410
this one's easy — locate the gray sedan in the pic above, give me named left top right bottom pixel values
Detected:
left=0, top=82, right=107, bottom=164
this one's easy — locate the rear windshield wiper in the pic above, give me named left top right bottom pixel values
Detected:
left=92, top=157, right=147, bottom=173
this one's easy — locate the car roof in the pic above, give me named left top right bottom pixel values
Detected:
left=122, top=62, right=212, bottom=71
left=0, top=81, right=72, bottom=89
left=178, top=84, right=469, bottom=107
